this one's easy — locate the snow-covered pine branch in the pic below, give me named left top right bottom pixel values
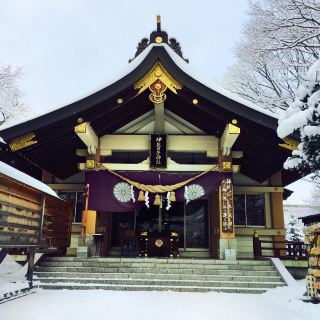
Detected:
left=277, top=58, right=320, bottom=178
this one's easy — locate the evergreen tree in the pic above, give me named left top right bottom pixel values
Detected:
left=277, top=59, right=320, bottom=178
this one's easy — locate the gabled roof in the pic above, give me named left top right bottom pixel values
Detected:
left=0, top=20, right=296, bottom=184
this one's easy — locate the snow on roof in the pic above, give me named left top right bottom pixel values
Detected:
left=1, top=43, right=277, bottom=132
left=162, top=44, right=278, bottom=119
left=0, top=161, right=58, bottom=197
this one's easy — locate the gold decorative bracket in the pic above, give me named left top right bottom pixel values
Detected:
left=9, top=132, right=37, bottom=152
left=279, top=137, right=299, bottom=151
left=134, top=62, right=182, bottom=104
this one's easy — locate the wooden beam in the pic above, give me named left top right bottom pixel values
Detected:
left=124, top=115, right=154, bottom=133
left=47, top=183, right=85, bottom=191
left=74, top=122, right=98, bottom=154
left=154, top=102, right=164, bottom=133
left=99, top=134, right=219, bottom=154
left=26, top=247, right=36, bottom=288
left=79, top=158, right=220, bottom=172
left=220, top=123, right=240, bottom=156
left=234, top=186, right=284, bottom=193
left=164, top=115, right=195, bottom=134
left=76, top=149, right=112, bottom=157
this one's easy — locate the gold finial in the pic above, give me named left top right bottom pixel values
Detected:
left=156, top=15, right=161, bottom=32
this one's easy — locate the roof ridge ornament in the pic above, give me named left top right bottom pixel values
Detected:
left=129, top=16, right=189, bottom=63
left=134, top=62, right=182, bottom=104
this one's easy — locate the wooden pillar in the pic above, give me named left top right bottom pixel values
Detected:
left=210, top=190, right=220, bottom=258
left=26, top=247, right=36, bottom=288
left=270, top=172, right=286, bottom=255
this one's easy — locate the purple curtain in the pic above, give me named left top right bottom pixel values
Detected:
left=85, top=170, right=231, bottom=212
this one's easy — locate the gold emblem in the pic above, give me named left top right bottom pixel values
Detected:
left=9, top=132, right=37, bottom=152
left=228, top=123, right=240, bottom=134
left=222, top=161, right=232, bottom=172
left=74, top=122, right=87, bottom=133
left=155, top=36, right=163, bottom=44
left=86, top=159, right=96, bottom=169
left=134, top=62, right=182, bottom=104
left=155, top=239, right=164, bottom=248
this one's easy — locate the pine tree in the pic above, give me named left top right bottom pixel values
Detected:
left=277, top=59, right=320, bottom=178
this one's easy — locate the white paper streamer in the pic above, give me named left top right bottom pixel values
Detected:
left=184, top=186, right=190, bottom=204
left=130, top=185, right=135, bottom=203
left=145, top=191, right=150, bottom=208
left=166, top=191, right=171, bottom=210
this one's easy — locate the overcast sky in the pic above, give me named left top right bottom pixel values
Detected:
left=1, top=0, right=317, bottom=205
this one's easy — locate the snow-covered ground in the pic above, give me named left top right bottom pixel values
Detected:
left=0, top=254, right=29, bottom=299
left=0, top=280, right=318, bottom=320
left=0, top=253, right=43, bottom=300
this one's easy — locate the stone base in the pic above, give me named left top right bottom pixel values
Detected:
left=76, top=246, right=88, bottom=258
left=218, top=238, right=237, bottom=260
left=76, top=235, right=94, bottom=258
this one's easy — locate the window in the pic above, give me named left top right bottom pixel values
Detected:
left=58, top=191, right=83, bottom=223
left=234, top=194, right=265, bottom=226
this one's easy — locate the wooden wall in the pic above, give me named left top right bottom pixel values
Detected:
left=0, top=173, right=72, bottom=251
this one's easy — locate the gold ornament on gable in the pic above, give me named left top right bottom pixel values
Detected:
left=134, top=62, right=182, bottom=104
left=9, top=132, right=38, bottom=152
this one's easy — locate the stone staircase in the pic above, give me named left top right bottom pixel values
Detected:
left=34, top=257, right=285, bottom=293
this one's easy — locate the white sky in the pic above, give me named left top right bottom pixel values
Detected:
left=0, top=0, right=315, bottom=204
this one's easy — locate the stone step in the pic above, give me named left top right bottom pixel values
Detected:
left=35, top=277, right=284, bottom=289
left=34, top=271, right=283, bottom=283
left=34, top=266, right=278, bottom=276
left=43, top=257, right=272, bottom=266
left=38, top=262, right=275, bottom=271
left=36, top=282, right=267, bottom=294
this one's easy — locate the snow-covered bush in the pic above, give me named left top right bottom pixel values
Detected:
left=285, top=214, right=304, bottom=242
left=277, top=59, right=320, bottom=178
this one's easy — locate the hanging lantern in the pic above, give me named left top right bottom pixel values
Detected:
left=153, top=194, right=161, bottom=206
left=170, top=191, right=176, bottom=202
left=138, top=190, right=145, bottom=201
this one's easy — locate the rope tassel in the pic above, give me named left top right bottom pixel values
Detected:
left=138, top=190, right=145, bottom=201
left=153, top=194, right=161, bottom=206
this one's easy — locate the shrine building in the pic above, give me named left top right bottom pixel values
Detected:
left=0, top=17, right=300, bottom=260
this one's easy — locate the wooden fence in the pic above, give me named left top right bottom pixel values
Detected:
left=253, top=233, right=308, bottom=260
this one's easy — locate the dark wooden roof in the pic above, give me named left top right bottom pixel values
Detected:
left=300, top=213, right=320, bottom=225
left=0, top=44, right=297, bottom=184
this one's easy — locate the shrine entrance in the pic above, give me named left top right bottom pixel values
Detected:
left=110, top=199, right=209, bottom=256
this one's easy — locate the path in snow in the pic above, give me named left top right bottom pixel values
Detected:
left=0, top=281, right=318, bottom=320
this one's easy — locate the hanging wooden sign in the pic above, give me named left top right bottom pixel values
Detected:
left=221, top=178, right=234, bottom=233
left=150, top=134, right=167, bottom=168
